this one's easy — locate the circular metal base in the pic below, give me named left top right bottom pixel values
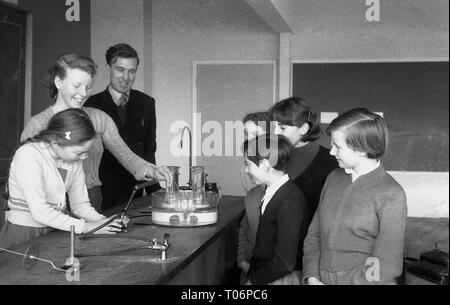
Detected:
left=151, top=221, right=217, bottom=228
left=23, top=245, right=40, bottom=271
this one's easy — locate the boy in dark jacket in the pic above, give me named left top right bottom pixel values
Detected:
left=243, top=134, right=309, bottom=285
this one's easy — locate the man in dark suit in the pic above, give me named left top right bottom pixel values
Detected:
left=85, top=43, right=160, bottom=210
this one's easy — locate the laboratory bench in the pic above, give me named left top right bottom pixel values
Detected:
left=0, top=195, right=245, bottom=285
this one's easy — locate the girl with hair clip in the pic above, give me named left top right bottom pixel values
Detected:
left=302, top=108, right=407, bottom=285
left=0, top=109, right=125, bottom=250
left=20, top=54, right=169, bottom=211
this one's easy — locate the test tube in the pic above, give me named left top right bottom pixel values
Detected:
left=191, top=166, right=205, bottom=205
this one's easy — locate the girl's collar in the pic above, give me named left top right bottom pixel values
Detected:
left=346, top=160, right=381, bottom=182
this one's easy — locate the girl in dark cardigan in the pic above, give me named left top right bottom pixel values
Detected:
left=302, top=108, right=407, bottom=285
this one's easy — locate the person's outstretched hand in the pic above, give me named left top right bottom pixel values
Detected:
left=83, top=218, right=124, bottom=235
left=145, top=165, right=170, bottom=182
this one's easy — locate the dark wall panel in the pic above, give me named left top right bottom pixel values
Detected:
left=293, top=62, right=449, bottom=172
left=0, top=3, right=26, bottom=183
left=19, top=0, right=91, bottom=115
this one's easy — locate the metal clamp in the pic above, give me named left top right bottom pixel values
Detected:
left=148, top=233, right=170, bottom=261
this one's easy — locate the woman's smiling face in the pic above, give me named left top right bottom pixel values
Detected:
left=56, top=68, right=93, bottom=109
left=53, top=139, right=94, bottom=163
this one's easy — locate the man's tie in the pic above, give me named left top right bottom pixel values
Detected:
left=119, top=93, right=128, bottom=108
left=117, top=93, right=129, bottom=126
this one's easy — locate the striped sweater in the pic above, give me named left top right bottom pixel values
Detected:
left=20, top=106, right=155, bottom=189
left=7, top=142, right=106, bottom=234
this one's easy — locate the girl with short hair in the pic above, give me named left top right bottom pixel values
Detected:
left=302, top=108, right=407, bottom=285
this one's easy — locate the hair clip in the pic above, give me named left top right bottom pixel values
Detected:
left=65, top=131, right=72, bottom=141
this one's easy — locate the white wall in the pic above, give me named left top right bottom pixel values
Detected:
left=274, top=0, right=449, bottom=61
left=150, top=0, right=278, bottom=184
left=389, top=172, right=449, bottom=218
left=90, top=0, right=145, bottom=93
left=143, top=0, right=153, bottom=95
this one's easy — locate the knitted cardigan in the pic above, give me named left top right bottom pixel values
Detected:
left=7, top=143, right=105, bottom=234
left=21, top=106, right=155, bottom=189
left=302, top=166, right=407, bottom=285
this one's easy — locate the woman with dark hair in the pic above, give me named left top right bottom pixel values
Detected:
left=269, top=97, right=338, bottom=222
left=0, top=109, right=124, bottom=250
left=20, top=54, right=169, bottom=211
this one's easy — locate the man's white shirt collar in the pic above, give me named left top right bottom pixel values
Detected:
left=108, top=86, right=129, bottom=106
left=260, top=174, right=290, bottom=215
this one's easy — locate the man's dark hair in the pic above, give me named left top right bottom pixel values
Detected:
left=105, top=43, right=140, bottom=66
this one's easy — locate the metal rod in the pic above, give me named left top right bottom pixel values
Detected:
left=134, top=180, right=158, bottom=191
left=78, top=213, right=121, bottom=240
left=30, top=256, right=66, bottom=272
left=0, top=247, right=66, bottom=273
left=70, top=225, right=75, bottom=264
left=0, top=248, right=25, bottom=257
left=121, top=190, right=137, bottom=214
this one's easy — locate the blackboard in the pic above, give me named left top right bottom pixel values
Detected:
left=0, top=4, right=26, bottom=183
left=293, top=62, right=449, bottom=172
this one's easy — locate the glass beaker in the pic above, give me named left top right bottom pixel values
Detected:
left=165, top=166, right=180, bottom=205
left=205, top=182, right=220, bottom=208
left=191, top=166, right=205, bottom=205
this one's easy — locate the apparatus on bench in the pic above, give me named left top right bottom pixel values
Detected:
left=151, top=165, right=220, bottom=227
